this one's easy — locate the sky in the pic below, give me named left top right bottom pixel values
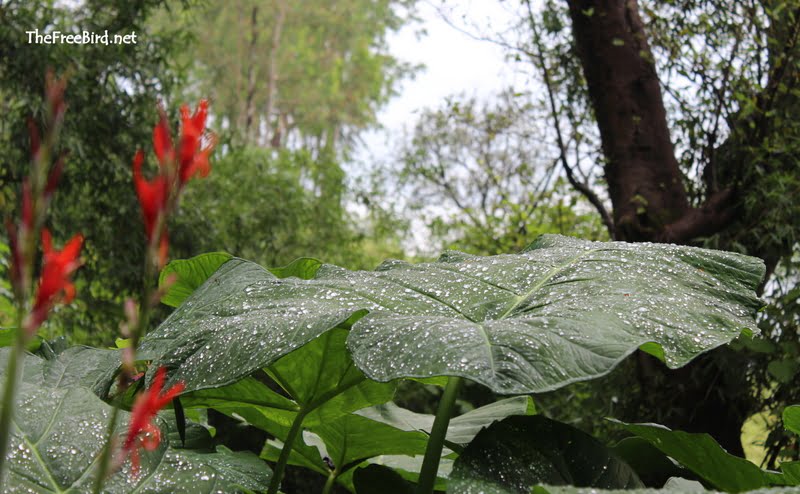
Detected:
left=355, top=1, right=523, bottom=168
left=349, top=1, right=533, bottom=254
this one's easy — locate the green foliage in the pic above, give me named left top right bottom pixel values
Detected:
left=0, top=240, right=15, bottom=328
left=0, top=235, right=771, bottom=492
left=783, top=406, right=800, bottom=436
left=0, top=348, right=271, bottom=492
left=620, top=422, right=780, bottom=492
left=395, top=90, right=607, bottom=256
left=159, top=252, right=233, bottom=308
left=740, top=255, right=800, bottom=467
left=0, top=0, right=189, bottom=345
left=172, top=147, right=404, bottom=271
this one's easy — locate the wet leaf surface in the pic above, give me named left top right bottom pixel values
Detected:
left=1, top=352, right=270, bottom=493
left=143, top=235, right=764, bottom=395
left=449, top=415, right=643, bottom=493
left=182, top=329, right=395, bottom=428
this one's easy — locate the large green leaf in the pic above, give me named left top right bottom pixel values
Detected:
left=1, top=350, right=270, bottom=492
left=258, top=398, right=532, bottom=491
left=781, top=462, right=800, bottom=485
left=619, top=422, right=777, bottom=492
left=26, top=346, right=120, bottom=388
left=611, top=437, right=691, bottom=487
left=21, top=346, right=120, bottom=390
left=261, top=436, right=329, bottom=477
left=0, top=346, right=121, bottom=399
left=253, top=401, right=431, bottom=490
left=265, top=329, right=394, bottom=424
left=535, top=484, right=800, bottom=493
left=159, top=253, right=321, bottom=308
left=533, top=481, right=705, bottom=493
left=267, top=257, right=323, bottom=280
left=4, top=382, right=271, bottom=493
left=143, top=235, right=764, bottom=394
left=181, top=329, right=395, bottom=428
left=302, top=413, right=431, bottom=471
left=449, top=415, right=643, bottom=493
left=159, top=252, right=233, bottom=308
left=356, top=396, right=534, bottom=445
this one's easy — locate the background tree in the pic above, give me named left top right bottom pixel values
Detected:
left=171, top=147, right=406, bottom=270
left=512, top=0, right=800, bottom=457
left=420, top=0, right=799, bottom=458
left=0, top=0, right=188, bottom=344
left=0, top=0, right=417, bottom=346
left=395, top=88, right=607, bottom=256
left=163, top=0, right=416, bottom=277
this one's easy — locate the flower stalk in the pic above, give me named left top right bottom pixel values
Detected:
left=92, top=99, right=214, bottom=490
left=0, top=73, right=81, bottom=486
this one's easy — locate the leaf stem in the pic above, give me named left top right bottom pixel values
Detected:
left=0, top=334, right=25, bottom=485
left=267, top=409, right=307, bottom=494
left=416, top=376, right=462, bottom=494
left=322, top=468, right=338, bottom=494
left=92, top=405, right=120, bottom=494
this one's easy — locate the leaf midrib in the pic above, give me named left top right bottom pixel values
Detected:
left=496, top=248, right=600, bottom=321
left=13, top=421, right=65, bottom=493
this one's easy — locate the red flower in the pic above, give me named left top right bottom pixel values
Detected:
left=132, top=149, right=169, bottom=265
left=177, top=100, right=213, bottom=184
left=152, top=111, right=174, bottom=167
left=123, top=367, right=185, bottom=476
left=133, top=101, right=214, bottom=267
left=146, top=100, right=214, bottom=186
left=27, top=229, right=83, bottom=332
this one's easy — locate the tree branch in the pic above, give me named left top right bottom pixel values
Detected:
left=657, top=189, right=735, bottom=244
left=524, top=0, right=615, bottom=237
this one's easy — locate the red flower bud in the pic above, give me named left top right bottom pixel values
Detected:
left=26, top=229, right=83, bottom=333
left=132, top=150, right=168, bottom=244
left=122, top=367, right=185, bottom=476
left=152, top=108, right=174, bottom=168
left=178, top=100, right=214, bottom=185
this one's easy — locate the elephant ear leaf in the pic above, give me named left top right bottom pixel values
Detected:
left=1, top=350, right=269, bottom=493
left=4, top=381, right=271, bottom=493
left=618, top=421, right=777, bottom=492
left=159, top=252, right=233, bottom=308
left=159, top=253, right=322, bottom=308
left=142, top=234, right=764, bottom=395
left=450, top=415, right=643, bottom=493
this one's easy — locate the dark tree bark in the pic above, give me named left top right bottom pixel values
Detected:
left=566, top=0, right=735, bottom=244
left=565, top=0, right=747, bottom=456
left=567, top=0, right=688, bottom=241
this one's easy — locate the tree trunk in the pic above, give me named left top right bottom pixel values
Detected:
left=566, top=0, right=689, bottom=241
left=265, top=0, right=288, bottom=148
left=566, top=0, right=746, bottom=456
left=243, top=6, right=260, bottom=144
